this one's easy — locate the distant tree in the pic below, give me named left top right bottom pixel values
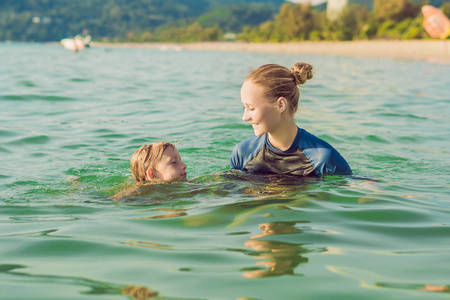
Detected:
left=140, top=31, right=154, bottom=42
left=256, top=20, right=277, bottom=41
left=152, top=22, right=222, bottom=42
left=275, top=2, right=315, bottom=40
left=0, top=0, right=265, bottom=42
left=373, top=0, right=419, bottom=22
left=336, top=7, right=358, bottom=40
left=441, top=2, right=450, bottom=19
left=197, top=4, right=276, bottom=33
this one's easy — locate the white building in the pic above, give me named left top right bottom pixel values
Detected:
left=327, top=0, right=348, bottom=21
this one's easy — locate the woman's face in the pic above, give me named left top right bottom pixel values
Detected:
left=241, top=80, right=281, bottom=137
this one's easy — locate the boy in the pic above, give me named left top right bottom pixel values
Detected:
left=131, top=142, right=187, bottom=182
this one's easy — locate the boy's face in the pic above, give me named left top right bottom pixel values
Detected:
left=153, top=147, right=187, bottom=181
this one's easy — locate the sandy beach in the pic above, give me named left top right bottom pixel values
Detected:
left=92, top=40, right=450, bottom=64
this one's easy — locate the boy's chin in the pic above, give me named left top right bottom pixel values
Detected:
left=170, top=176, right=187, bottom=182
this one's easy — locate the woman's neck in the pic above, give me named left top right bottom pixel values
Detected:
left=267, top=118, right=298, bottom=151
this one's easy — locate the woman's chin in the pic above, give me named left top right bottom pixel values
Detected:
left=253, top=128, right=266, bottom=137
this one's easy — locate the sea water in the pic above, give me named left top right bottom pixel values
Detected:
left=1, top=43, right=449, bottom=299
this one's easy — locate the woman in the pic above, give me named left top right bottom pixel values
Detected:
left=230, top=62, right=351, bottom=176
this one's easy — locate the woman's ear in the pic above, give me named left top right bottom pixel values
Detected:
left=146, top=169, right=155, bottom=180
left=276, top=97, right=287, bottom=113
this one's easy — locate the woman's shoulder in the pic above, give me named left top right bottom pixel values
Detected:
left=298, top=128, right=351, bottom=175
left=297, top=128, right=334, bottom=149
left=231, top=134, right=267, bottom=170
left=233, top=134, right=266, bottom=152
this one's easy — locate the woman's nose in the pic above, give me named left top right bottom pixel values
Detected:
left=242, top=110, right=250, bottom=122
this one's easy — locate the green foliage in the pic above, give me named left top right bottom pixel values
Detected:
left=309, top=30, right=323, bottom=41
left=197, top=3, right=277, bottom=33
left=240, top=2, right=320, bottom=42
left=375, top=15, right=427, bottom=39
left=358, top=22, right=379, bottom=39
left=128, top=23, right=223, bottom=43
left=401, top=19, right=427, bottom=39
left=0, top=0, right=282, bottom=42
left=276, top=2, right=315, bottom=41
left=376, top=20, right=397, bottom=38
left=324, top=5, right=368, bottom=41
left=240, top=0, right=437, bottom=42
left=373, top=0, right=422, bottom=22
left=0, top=0, right=444, bottom=43
left=441, top=2, right=450, bottom=19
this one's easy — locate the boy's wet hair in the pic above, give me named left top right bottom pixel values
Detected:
left=131, top=142, right=175, bottom=182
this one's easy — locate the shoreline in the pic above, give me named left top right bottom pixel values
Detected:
left=91, top=40, right=450, bottom=64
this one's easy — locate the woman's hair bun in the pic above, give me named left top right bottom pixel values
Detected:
left=290, top=62, right=313, bottom=85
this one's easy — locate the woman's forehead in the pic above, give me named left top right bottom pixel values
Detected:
left=241, top=81, right=266, bottom=103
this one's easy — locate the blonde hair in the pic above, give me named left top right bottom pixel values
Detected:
left=130, top=142, right=175, bottom=182
left=246, top=62, right=313, bottom=113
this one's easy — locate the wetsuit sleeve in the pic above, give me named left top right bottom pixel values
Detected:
left=230, top=144, right=243, bottom=170
left=304, top=147, right=352, bottom=176
left=299, top=129, right=352, bottom=176
left=332, top=151, right=352, bottom=175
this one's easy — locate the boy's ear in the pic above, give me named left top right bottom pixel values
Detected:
left=276, top=97, right=287, bottom=113
left=146, top=169, right=155, bottom=180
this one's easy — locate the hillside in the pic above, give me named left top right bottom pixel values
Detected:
left=197, top=3, right=280, bottom=32
left=315, top=0, right=446, bottom=12
left=0, top=0, right=284, bottom=42
left=1, top=0, right=447, bottom=42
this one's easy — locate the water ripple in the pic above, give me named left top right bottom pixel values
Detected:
left=6, top=135, right=51, bottom=146
left=1, top=94, right=75, bottom=101
left=1, top=44, right=449, bottom=300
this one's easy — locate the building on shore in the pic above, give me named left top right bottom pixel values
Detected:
left=327, top=0, right=348, bottom=21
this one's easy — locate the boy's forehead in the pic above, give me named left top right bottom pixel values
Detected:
left=161, top=146, right=178, bottom=158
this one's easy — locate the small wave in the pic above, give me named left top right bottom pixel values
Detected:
left=0, top=94, right=75, bottom=101
left=395, top=135, right=422, bottom=143
left=9, top=180, right=39, bottom=187
left=376, top=113, right=428, bottom=120
left=60, top=143, right=90, bottom=150
left=365, top=135, right=390, bottom=144
left=29, top=152, right=49, bottom=158
left=18, top=80, right=38, bottom=87
left=97, top=133, right=129, bottom=139
left=0, top=129, right=18, bottom=137
left=6, top=135, right=51, bottom=146
left=376, top=282, right=450, bottom=294
left=0, top=146, right=12, bottom=153
left=69, top=78, right=90, bottom=82
left=367, top=154, right=409, bottom=163
left=129, top=138, right=157, bottom=145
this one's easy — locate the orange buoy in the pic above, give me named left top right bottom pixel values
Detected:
left=422, top=5, right=450, bottom=39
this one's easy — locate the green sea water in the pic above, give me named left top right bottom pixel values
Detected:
left=1, top=43, right=449, bottom=300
